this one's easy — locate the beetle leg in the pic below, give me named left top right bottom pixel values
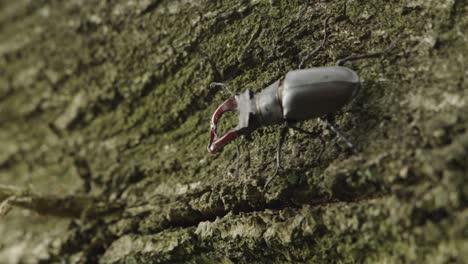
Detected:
left=264, top=125, right=289, bottom=189
left=288, top=124, right=326, bottom=163
left=227, top=142, right=241, bottom=178
left=298, top=16, right=330, bottom=69
left=234, top=142, right=240, bottom=177
left=336, top=35, right=402, bottom=66
left=322, top=119, right=357, bottom=153
left=242, top=134, right=252, bottom=169
left=316, top=135, right=326, bottom=162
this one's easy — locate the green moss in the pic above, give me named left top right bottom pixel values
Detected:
left=0, top=0, right=467, bottom=262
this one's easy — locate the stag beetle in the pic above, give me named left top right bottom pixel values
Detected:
left=207, top=18, right=397, bottom=188
left=208, top=66, right=359, bottom=152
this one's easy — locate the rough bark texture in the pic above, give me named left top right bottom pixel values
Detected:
left=0, top=0, right=467, bottom=263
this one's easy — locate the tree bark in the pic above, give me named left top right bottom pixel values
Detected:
left=0, top=0, right=467, bottom=263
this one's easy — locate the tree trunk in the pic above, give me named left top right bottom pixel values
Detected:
left=1, top=0, right=467, bottom=263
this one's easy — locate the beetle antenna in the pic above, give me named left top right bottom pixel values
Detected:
left=336, top=34, right=402, bottom=66
left=210, top=82, right=235, bottom=96
left=264, top=125, right=288, bottom=189
left=298, top=16, right=330, bottom=69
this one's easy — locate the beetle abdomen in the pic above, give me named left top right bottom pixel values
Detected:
left=280, top=66, right=360, bottom=121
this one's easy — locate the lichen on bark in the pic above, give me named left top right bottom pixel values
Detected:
left=0, top=0, right=467, bottom=263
